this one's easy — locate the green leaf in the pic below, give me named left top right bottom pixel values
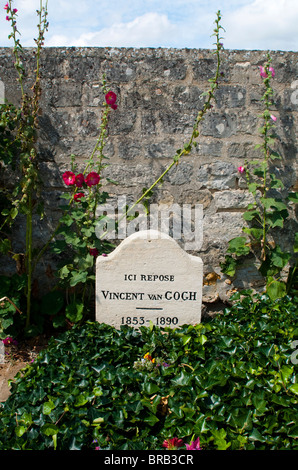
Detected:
left=266, top=278, right=286, bottom=301
left=143, top=414, right=159, bottom=426
left=69, top=270, right=88, bottom=287
left=288, top=384, right=298, bottom=395
left=10, top=207, right=18, bottom=220
left=15, top=426, right=27, bottom=437
left=243, top=227, right=263, bottom=240
left=220, top=255, right=237, bottom=277
left=41, top=423, right=59, bottom=436
left=243, top=208, right=260, bottom=222
left=43, top=400, right=55, bottom=415
left=65, top=301, right=84, bottom=323
left=211, top=429, right=231, bottom=450
left=74, top=393, right=89, bottom=407
left=182, top=335, right=192, bottom=346
left=227, top=237, right=250, bottom=256
left=249, top=428, right=266, bottom=442
left=171, top=371, right=192, bottom=387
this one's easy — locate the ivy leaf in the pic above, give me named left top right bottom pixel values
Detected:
left=41, top=423, right=59, bottom=436
left=227, top=237, right=250, bottom=256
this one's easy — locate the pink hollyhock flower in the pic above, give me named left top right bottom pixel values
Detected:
left=162, top=438, right=184, bottom=450
left=62, top=171, right=76, bottom=186
left=105, top=91, right=117, bottom=109
left=89, top=248, right=99, bottom=257
left=270, top=114, right=277, bottom=122
left=74, top=192, right=85, bottom=201
left=2, top=337, right=17, bottom=346
left=186, top=437, right=201, bottom=450
left=6, top=15, right=9, bottom=20
left=259, top=66, right=275, bottom=78
left=75, top=173, right=84, bottom=187
left=85, top=171, right=100, bottom=187
left=12, top=8, right=17, bottom=13
left=237, top=166, right=245, bottom=174
left=4, top=3, right=8, bottom=10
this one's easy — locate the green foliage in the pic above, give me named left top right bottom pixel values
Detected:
left=0, top=294, right=297, bottom=450
left=0, top=274, right=26, bottom=339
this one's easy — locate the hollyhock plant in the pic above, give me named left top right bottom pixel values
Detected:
left=2, top=337, right=18, bottom=346
left=74, top=192, right=85, bottom=202
left=186, top=437, right=201, bottom=450
left=162, top=438, right=184, bottom=450
left=89, top=247, right=99, bottom=257
left=75, top=173, right=84, bottom=187
left=85, top=171, right=100, bottom=187
left=105, top=91, right=117, bottom=106
left=259, top=66, right=275, bottom=78
left=62, top=171, right=76, bottom=186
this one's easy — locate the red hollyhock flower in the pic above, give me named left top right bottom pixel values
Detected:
left=89, top=248, right=99, bottom=257
left=162, top=438, right=184, bottom=450
left=105, top=91, right=117, bottom=107
left=62, top=171, right=76, bottom=186
left=85, top=171, right=100, bottom=187
left=75, top=173, right=84, bottom=187
left=74, top=192, right=85, bottom=201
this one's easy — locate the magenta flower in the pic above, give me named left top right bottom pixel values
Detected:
left=2, top=337, right=18, bottom=346
left=237, top=166, right=245, bottom=174
left=62, top=171, right=76, bottom=186
left=105, top=91, right=118, bottom=109
left=6, top=15, right=9, bottom=20
left=12, top=8, right=17, bottom=13
left=85, top=171, right=100, bottom=187
left=105, top=91, right=117, bottom=105
left=162, top=438, right=184, bottom=450
left=75, top=173, right=84, bottom=187
left=270, top=114, right=277, bottom=122
left=74, top=192, right=85, bottom=202
left=4, top=3, right=8, bottom=10
left=259, top=66, right=275, bottom=79
left=89, top=248, right=99, bottom=257
left=186, top=437, right=201, bottom=450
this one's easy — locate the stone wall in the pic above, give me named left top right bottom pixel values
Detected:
left=0, top=47, right=297, bottom=308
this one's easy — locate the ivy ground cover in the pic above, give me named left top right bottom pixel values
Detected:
left=0, top=294, right=297, bottom=450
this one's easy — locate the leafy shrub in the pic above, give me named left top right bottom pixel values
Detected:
left=0, top=294, right=297, bottom=450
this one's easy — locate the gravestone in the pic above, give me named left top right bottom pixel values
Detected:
left=96, top=230, right=203, bottom=329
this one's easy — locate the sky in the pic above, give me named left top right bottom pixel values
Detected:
left=1, top=0, right=298, bottom=51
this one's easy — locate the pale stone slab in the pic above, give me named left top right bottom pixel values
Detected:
left=96, top=230, right=203, bottom=329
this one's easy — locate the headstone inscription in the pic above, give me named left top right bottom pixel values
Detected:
left=96, top=230, right=203, bottom=329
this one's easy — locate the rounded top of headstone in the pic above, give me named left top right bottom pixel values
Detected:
left=127, top=230, right=172, bottom=241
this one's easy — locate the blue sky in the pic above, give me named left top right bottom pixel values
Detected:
left=1, top=0, right=298, bottom=51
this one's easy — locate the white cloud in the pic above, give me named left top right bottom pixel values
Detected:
left=1, top=0, right=297, bottom=50
left=224, top=0, right=298, bottom=50
left=47, top=12, right=178, bottom=47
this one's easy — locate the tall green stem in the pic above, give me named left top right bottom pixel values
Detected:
left=25, top=191, right=33, bottom=328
